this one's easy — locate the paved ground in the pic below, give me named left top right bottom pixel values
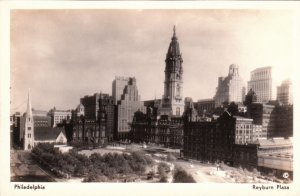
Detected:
left=10, top=149, right=56, bottom=182
left=174, top=160, right=230, bottom=183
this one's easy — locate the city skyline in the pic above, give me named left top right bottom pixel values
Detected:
left=11, top=9, right=295, bottom=113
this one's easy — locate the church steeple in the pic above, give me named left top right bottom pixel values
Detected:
left=24, top=89, right=34, bottom=150
left=26, top=89, right=33, bottom=122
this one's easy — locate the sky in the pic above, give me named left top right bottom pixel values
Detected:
left=10, top=9, right=296, bottom=113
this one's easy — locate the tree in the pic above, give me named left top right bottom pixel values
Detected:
left=158, top=162, right=170, bottom=175
left=74, top=165, right=88, bottom=177
left=227, top=102, right=238, bottom=116
left=244, top=89, right=257, bottom=106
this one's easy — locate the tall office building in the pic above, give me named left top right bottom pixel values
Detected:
left=112, top=76, right=130, bottom=105
left=115, top=77, right=146, bottom=139
left=159, top=26, right=184, bottom=116
left=80, top=93, right=101, bottom=120
left=247, top=66, right=272, bottom=103
left=277, top=80, right=293, bottom=105
left=214, top=64, right=244, bottom=107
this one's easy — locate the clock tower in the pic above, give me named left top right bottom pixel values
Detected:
left=159, top=26, right=184, bottom=116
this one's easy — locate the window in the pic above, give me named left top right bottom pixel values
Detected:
left=27, top=127, right=31, bottom=130
left=176, top=107, right=180, bottom=116
left=176, top=84, right=180, bottom=97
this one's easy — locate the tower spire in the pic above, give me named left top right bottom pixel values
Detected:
left=173, top=25, right=176, bottom=37
left=26, top=89, right=32, bottom=118
left=160, top=26, right=184, bottom=117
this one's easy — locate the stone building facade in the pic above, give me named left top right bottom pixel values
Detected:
left=114, top=77, right=146, bottom=139
left=247, top=103, right=276, bottom=138
left=234, top=116, right=262, bottom=145
left=49, top=108, right=71, bottom=127
left=183, top=111, right=262, bottom=164
left=214, top=64, right=244, bottom=107
left=131, top=110, right=183, bottom=148
left=277, top=80, right=293, bottom=106
left=72, top=93, right=115, bottom=146
left=195, top=99, right=215, bottom=116
left=247, top=66, right=272, bottom=103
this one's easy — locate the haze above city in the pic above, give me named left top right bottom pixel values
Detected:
left=11, top=10, right=295, bottom=113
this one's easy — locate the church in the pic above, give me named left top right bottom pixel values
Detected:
left=14, top=91, right=67, bottom=150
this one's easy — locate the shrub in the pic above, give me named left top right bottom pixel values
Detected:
left=158, top=162, right=170, bottom=175
left=74, top=165, right=88, bottom=177
left=173, top=167, right=196, bottom=183
left=147, top=171, right=155, bottom=180
left=167, top=154, right=177, bottom=162
left=159, top=174, right=168, bottom=183
left=84, top=172, right=108, bottom=182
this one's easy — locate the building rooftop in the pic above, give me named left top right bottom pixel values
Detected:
left=256, top=137, right=292, bottom=148
left=197, top=98, right=214, bottom=102
left=34, top=127, right=66, bottom=141
left=251, top=66, right=272, bottom=72
left=233, top=116, right=253, bottom=121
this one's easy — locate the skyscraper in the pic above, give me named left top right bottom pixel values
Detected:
left=159, top=26, right=184, bottom=117
left=112, top=76, right=130, bottom=105
left=247, top=66, right=272, bottom=103
left=214, top=64, right=244, bottom=107
left=80, top=93, right=101, bottom=120
left=114, top=77, right=146, bottom=139
left=277, top=79, right=293, bottom=105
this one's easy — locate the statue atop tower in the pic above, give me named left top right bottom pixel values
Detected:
left=159, top=26, right=184, bottom=117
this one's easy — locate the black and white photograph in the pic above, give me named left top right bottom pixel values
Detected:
left=1, top=1, right=300, bottom=196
